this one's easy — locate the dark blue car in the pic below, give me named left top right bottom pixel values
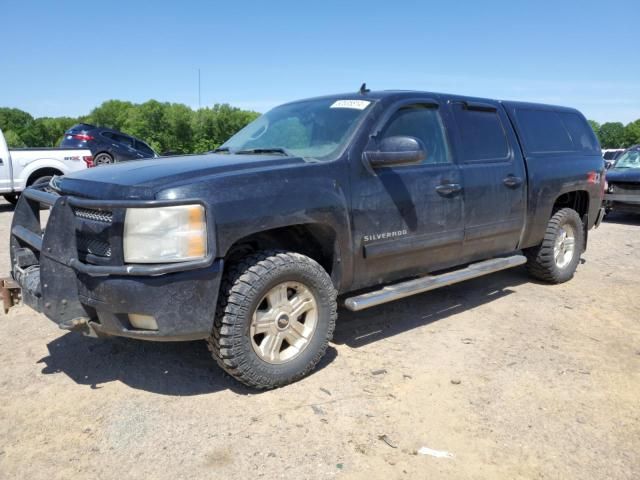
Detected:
left=604, top=145, right=640, bottom=214
left=60, top=124, right=157, bottom=165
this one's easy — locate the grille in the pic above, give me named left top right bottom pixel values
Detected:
left=73, top=207, right=113, bottom=223
left=609, top=182, right=640, bottom=195
left=77, top=235, right=112, bottom=257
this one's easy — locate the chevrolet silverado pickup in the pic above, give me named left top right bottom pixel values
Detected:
left=3, top=90, right=606, bottom=389
left=0, top=128, right=93, bottom=204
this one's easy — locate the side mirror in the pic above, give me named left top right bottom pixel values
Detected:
left=364, top=136, right=427, bottom=168
left=604, top=160, right=614, bottom=170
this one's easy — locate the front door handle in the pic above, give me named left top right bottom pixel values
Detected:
left=435, top=183, right=462, bottom=197
left=503, top=175, right=523, bottom=188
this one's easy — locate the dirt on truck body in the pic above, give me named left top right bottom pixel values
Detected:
left=4, top=89, right=605, bottom=389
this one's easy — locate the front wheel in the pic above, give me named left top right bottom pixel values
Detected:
left=208, top=251, right=337, bottom=389
left=525, top=208, right=585, bottom=284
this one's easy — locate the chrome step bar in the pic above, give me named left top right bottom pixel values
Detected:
left=344, top=254, right=527, bottom=311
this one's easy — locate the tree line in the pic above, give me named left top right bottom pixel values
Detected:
left=0, top=100, right=260, bottom=154
left=1, top=99, right=639, bottom=152
left=588, top=119, right=640, bottom=149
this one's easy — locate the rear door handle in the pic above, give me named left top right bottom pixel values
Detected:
left=435, top=183, right=462, bottom=197
left=503, top=175, right=523, bottom=188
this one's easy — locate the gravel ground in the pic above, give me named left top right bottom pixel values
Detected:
left=0, top=199, right=638, bottom=480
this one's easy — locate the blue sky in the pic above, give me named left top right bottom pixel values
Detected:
left=1, top=0, right=638, bottom=123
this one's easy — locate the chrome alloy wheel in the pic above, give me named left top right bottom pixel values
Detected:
left=250, top=282, right=318, bottom=364
left=554, top=224, right=576, bottom=269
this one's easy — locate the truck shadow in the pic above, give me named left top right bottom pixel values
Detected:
left=38, top=334, right=338, bottom=396
left=333, top=267, right=529, bottom=348
left=38, top=267, right=529, bottom=396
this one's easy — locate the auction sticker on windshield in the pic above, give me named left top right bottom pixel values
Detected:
left=330, top=100, right=371, bottom=110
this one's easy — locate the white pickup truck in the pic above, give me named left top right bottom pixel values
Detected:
left=0, top=128, right=93, bottom=204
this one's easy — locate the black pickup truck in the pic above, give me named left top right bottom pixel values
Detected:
left=3, top=89, right=605, bottom=389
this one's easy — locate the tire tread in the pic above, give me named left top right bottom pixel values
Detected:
left=207, top=250, right=337, bottom=389
left=525, top=208, right=584, bottom=284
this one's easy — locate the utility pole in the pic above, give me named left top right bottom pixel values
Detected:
left=198, top=68, right=201, bottom=109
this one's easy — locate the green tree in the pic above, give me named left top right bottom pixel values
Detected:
left=623, top=120, right=640, bottom=147
left=38, top=117, right=77, bottom=146
left=192, top=107, right=219, bottom=152
left=0, top=100, right=259, bottom=153
left=192, top=104, right=259, bottom=152
left=123, top=100, right=170, bottom=153
left=598, top=122, right=625, bottom=149
left=3, top=130, right=26, bottom=148
left=0, top=108, right=33, bottom=138
left=86, top=100, right=134, bottom=131
left=19, top=119, right=49, bottom=147
left=165, top=103, right=194, bottom=153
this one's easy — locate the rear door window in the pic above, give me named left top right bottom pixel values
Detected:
left=558, top=112, right=599, bottom=152
left=451, top=104, right=510, bottom=162
left=113, top=134, right=134, bottom=147
left=515, top=109, right=599, bottom=154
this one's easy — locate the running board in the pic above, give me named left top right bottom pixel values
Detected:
left=344, top=254, right=527, bottom=311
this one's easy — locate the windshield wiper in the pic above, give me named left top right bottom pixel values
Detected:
left=211, top=147, right=230, bottom=153
left=235, top=147, right=293, bottom=157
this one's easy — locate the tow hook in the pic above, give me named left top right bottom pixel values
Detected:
left=1, top=277, right=22, bottom=314
left=59, top=317, right=99, bottom=337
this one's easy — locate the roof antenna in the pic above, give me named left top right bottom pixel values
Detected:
left=359, top=83, right=370, bottom=95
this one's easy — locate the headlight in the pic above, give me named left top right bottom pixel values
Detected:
left=123, top=205, right=207, bottom=263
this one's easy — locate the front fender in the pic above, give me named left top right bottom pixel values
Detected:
left=157, top=161, right=354, bottom=289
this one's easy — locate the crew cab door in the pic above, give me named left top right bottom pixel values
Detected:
left=445, top=98, right=526, bottom=259
left=350, top=99, right=464, bottom=289
left=0, top=130, right=12, bottom=192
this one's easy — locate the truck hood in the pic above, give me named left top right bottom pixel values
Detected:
left=57, top=153, right=307, bottom=199
left=606, top=168, right=640, bottom=183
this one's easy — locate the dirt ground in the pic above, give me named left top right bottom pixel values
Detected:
left=0, top=198, right=638, bottom=480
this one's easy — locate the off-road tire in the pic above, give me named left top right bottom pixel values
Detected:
left=208, top=250, right=337, bottom=389
left=525, top=208, right=584, bottom=284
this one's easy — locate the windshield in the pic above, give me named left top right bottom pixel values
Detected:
left=614, top=150, right=640, bottom=169
left=221, top=97, right=374, bottom=161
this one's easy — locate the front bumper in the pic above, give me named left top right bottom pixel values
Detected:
left=6, top=187, right=223, bottom=341
left=604, top=193, right=640, bottom=214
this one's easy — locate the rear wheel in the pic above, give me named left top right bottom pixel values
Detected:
left=94, top=153, right=114, bottom=165
left=208, top=250, right=337, bottom=389
left=525, top=208, right=584, bottom=284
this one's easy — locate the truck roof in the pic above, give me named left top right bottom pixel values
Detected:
left=284, top=90, right=582, bottom=115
